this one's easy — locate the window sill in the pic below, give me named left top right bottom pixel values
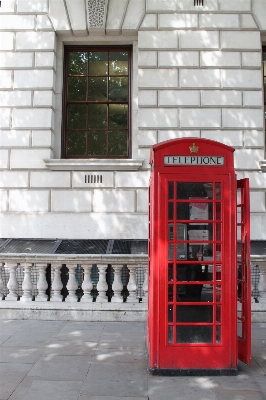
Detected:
left=259, top=160, right=266, bottom=172
left=44, top=159, right=144, bottom=171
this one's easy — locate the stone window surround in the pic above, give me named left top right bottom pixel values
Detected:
left=47, top=35, right=142, bottom=171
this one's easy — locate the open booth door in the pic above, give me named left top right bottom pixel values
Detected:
left=237, top=179, right=251, bottom=365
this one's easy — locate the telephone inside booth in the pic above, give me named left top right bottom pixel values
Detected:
left=148, top=138, right=251, bottom=375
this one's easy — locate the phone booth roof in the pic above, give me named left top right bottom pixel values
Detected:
left=150, top=138, right=235, bottom=170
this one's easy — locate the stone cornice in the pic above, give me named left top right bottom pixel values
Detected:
left=44, top=159, right=144, bottom=171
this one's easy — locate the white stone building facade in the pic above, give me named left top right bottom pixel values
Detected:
left=0, top=0, right=266, bottom=242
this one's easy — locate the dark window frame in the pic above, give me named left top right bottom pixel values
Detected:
left=61, top=45, right=132, bottom=159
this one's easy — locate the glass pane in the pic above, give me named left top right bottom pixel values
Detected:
left=216, top=223, right=221, bottom=241
left=88, top=130, right=106, bottom=156
left=69, top=52, right=87, bottom=75
left=176, top=305, right=213, bottom=322
left=176, top=283, right=213, bottom=302
left=216, top=265, right=221, bottom=281
left=216, top=284, right=222, bottom=301
left=176, top=326, right=212, bottom=343
left=189, top=201, right=210, bottom=221
left=168, top=182, right=174, bottom=199
left=88, top=104, right=107, bottom=128
left=88, top=77, right=107, bottom=101
left=216, top=244, right=221, bottom=261
left=89, top=52, right=108, bottom=75
left=168, top=244, right=174, bottom=261
left=168, top=326, right=173, bottom=344
left=168, top=223, right=174, bottom=240
left=176, top=243, right=187, bottom=261
left=109, top=104, right=128, bottom=128
left=108, top=130, right=127, bottom=156
left=187, top=244, right=213, bottom=261
left=67, top=130, right=86, bottom=156
left=68, top=77, right=87, bottom=101
left=109, top=51, right=128, bottom=75
left=109, top=77, right=128, bottom=101
left=168, top=263, right=173, bottom=282
left=67, top=104, right=86, bottom=129
left=168, top=284, right=173, bottom=302
left=238, top=321, right=243, bottom=338
left=203, top=264, right=213, bottom=281
left=168, top=305, right=173, bottom=322
left=176, top=203, right=188, bottom=220
left=216, top=326, right=221, bottom=343
left=176, top=223, right=186, bottom=240
left=216, top=305, right=221, bottom=322
left=176, top=182, right=212, bottom=199
left=215, top=182, right=221, bottom=199
left=176, top=264, right=205, bottom=282
left=216, top=203, right=221, bottom=220
left=168, top=203, right=174, bottom=220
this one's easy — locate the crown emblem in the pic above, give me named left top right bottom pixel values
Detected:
left=189, top=143, right=199, bottom=153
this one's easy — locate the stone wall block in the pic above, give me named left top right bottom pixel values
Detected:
left=158, top=51, right=199, bottom=67
left=16, top=32, right=56, bottom=50
left=9, top=189, right=49, bottom=212
left=31, top=171, right=70, bottom=188
left=138, top=51, right=157, bottom=67
left=159, top=90, right=200, bottom=106
left=244, top=172, right=266, bottom=189
left=221, top=31, right=261, bottom=49
left=0, top=0, right=16, bottom=13
left=241, top=52, right=262, bottom=67
left=0, top=52, right=33, bottom=68
left=0, top=71, right=12, bottom=89
left=0, top=33, right=15, bottom=50
left=201, top=90, right=242, bottom=107
left=158, top=130, right=200, bottom=142
left=234, top=149, right=264, bottom=169
left=138, top=130, right=157, bottom=146
left=180, top=69, right=220, bottom=88
left=0, top=130, right=30, bottom=147
left=139, top=90, right=157, bottom=107
left=0, top=109, right=11, bottom=129
left=33, top=91, right=55, bottom=107
left=72, top=172, right=114, bottom=188
left=221, top=69, right=262, bottom=89
left=139, top=108, right=178, bottom=128
left=0, top=171, right=29, bottom=188
left=180, top=108, right=221, bottom=128
left=146, top=0, right=177, bottom=12
left=0, top=190, right=7, bottom=212
left=17, top=0, right=48, bottom=13
left=201, top=130, right=243, bottom=147
left=219, top=0, right=251, bottom=12
left=244, top=130, right=264, bottom=147
left=137, top=189, right=148, bottom=212
left=35, top=52, right=56, bottom=68
left=0, top=91, right=32, bottom=107
left=93, top=190, right=135, bottom=212
left=199, top=14, right=239, bottom=28
left=12, top=109, right=54, bottom=129
left=138, top=31, right=178, bottom=49
left=139, top=69, right=178, bottom=88
left=0, top=150, right=9, bottom=169
left=140, top=14, right=157, bottom=29
left=115, top=171, right=150, bottom=188
left=10, top=149, right=52, bottom=169
left=36, top=15, right=54, bottom=30
left=14, top=70, right=55, bottom=89
left=32, top=130, right=53, bottom=147
left=159, top=14, right=198, bottom=29
left=51, top=190, right=92, bottom=212
left=200, top=51, right=241, bottom=67
left=222, top=109, right=264, bottom=128
left=252, top=0, right=266, bottom=32
left=241, top=14, right=258, bottom=29
left=0, top=15, right=35, bottom=30
left=249, top=191, right=266, bottom=212
left=180, top=31, right=219, bottom=49
left=243, top=91, right=263, bottom=107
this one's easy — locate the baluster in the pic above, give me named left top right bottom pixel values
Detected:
left=97, top=264, right=108, bottom=302
left=65, top=264, right=78, bottom=302
left=82, top=264, right=93, bottom=301
left=50, top=264, right=63, bottom=302
left=127, top=264, right=138, bottom=303
left=112, top=264, right=123, bottom=303
left=0, top=263, right=4, bottom=300
left=35, top=263, right=48, bottom=302
left=20, top=263, right=33, bottom=302
left=6, top=263, right=18, bottom=301
left=142, top=264, right=148, bottom=303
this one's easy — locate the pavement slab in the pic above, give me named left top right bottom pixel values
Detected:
left=0, top=362, right=33, bottom=400
left=21, top=380, right=83, bottom=400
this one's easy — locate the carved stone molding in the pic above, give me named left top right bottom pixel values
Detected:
left=87, top=0, right=108, bottom=34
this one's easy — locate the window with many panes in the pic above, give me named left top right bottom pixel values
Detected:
left=62, top=46, right=131, bottom=158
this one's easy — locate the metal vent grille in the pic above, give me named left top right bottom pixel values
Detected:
left=55, top=240, right=109, bottom=254
left=0, top=239, right=60, bottom=254
left=112, top=240, right=148, bottom=255
left=194, top=0, right=203, bottom=5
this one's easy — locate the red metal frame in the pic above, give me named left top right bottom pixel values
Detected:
left=148, top=138, right=250, bottom=374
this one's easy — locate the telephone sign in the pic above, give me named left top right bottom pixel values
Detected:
left=148, top=138, right=251, bottom=375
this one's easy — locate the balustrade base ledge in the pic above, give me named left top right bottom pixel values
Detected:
left=0, top=302, right=148, bottom=322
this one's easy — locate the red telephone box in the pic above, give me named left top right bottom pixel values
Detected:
left=148, top=138, right=251, bottom=375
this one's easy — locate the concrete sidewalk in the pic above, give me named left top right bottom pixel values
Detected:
left=0, top=320, right=265, bottom=400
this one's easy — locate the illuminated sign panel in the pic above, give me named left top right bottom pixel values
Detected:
left=164, top=156, right=224, bottom=165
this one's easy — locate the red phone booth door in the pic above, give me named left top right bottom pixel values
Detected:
left=159, top=173, right=237, bottom=371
